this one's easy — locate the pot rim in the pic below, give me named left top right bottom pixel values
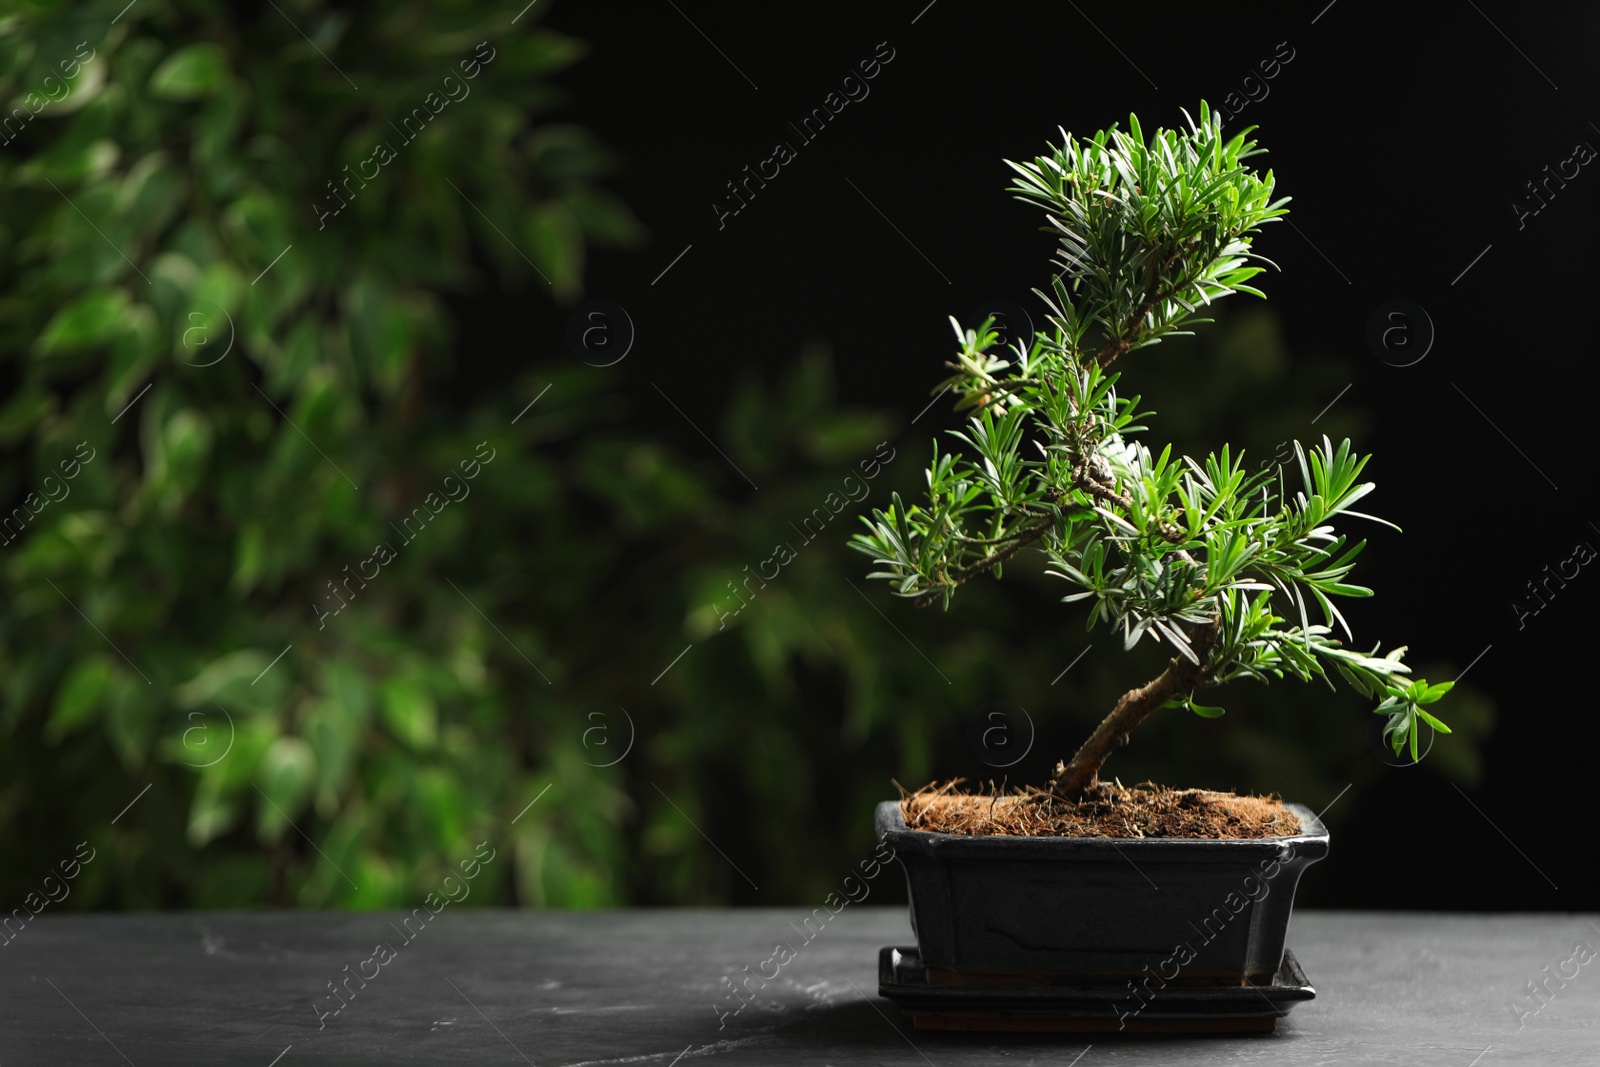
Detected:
left=875, top=799, right=1329, bottom=860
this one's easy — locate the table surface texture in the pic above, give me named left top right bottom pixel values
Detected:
left=3, top=908, right=1597, bottom=1066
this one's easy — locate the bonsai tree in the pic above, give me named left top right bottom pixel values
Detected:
left=851, top=104, right=1451, bottom=801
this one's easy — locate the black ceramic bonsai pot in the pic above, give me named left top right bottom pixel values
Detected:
left=875, top=800, right=1328, bottom=987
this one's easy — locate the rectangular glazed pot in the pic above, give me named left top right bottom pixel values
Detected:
left=875, top=800, right=1328, bottom=987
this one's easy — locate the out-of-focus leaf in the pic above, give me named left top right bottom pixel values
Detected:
left=173, top=650, right=283, bottom=710
left=380, top=677, right=438, bottom=749
left=524, top=201, right=583, bottom=300
left=148, top=43, right=231, bottom=100
left=254, top=735, right=317, bottom=840
left=44, top=654, right=115, bottom=742
left=35, top=289, right=131, bottom=354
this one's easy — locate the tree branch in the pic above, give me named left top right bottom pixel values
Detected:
left=913, top=519, right=1056, bottom=607
left=1089, top=244, right=1197, bottom=369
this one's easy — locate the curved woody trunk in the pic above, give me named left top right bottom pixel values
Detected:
left=1051, top=621, right=1218, bottom=799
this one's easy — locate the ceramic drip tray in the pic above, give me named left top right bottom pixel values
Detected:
left=877, top=945, right=1316, bottom=1033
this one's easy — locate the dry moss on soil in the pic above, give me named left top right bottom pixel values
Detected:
left=899, top=779, right=1302, bottom=839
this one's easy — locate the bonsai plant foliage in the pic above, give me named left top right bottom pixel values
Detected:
left=852, top=103, right=1451, bottom=799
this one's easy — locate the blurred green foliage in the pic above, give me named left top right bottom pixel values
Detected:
left=1, top=0, right=652, bottom=909
left=0, top=2, right=1492, bottom=912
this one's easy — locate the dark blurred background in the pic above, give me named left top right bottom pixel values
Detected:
left=2, top=0, right=1595, bottom=917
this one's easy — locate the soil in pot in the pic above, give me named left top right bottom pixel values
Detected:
left=900, top=779, right=1302, bottom=840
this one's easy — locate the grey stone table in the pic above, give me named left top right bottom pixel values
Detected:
left=3, top=909, right=1597, bottom=1066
